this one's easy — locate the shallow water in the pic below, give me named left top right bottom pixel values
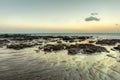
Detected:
left=0, top=46, right=120, bottom=80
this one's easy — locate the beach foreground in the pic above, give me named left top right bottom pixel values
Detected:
left=0, top=34, right=120, bottom=80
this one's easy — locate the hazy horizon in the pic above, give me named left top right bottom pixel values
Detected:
left=0, top=0, right=120, bottom=33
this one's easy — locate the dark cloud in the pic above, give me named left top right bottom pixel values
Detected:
left=115, top=24, right=119, bottom=26
left=85, top=16, right=100, bottom=22
left=115, top=24, right=120, bottom=27
left=91, top=13, right=98, bottom=15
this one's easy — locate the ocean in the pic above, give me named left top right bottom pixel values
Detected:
left=0, top=33, right=120, bottom=39
left=31, top=33, right=120, bottom=39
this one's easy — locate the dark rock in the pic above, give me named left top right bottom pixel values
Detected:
left=69, top=40, right=75, bottom=43
left=34, top=43, right=42, bottom=45
left=38, top=46, right=43, bottom=49
left=111, top=48, right=116, bottom=51
left=77, top=36, right=93, bottom=40
left=0, top=39, right=9, bottom=43
left=67, top=44, right=109, bottom=54
left=35, top=50, right=40, bottom=53
left=44, top=44, right=65, bottom=52
left=62, top=36, right=72, bottom=41
left=0, top=39, right=10, bottom=47
left=89, top=41, right=95, bottom=43
left=0, top=34, right=41, bottom=41
left=57, top=40, right=62, bottom=44
left=7, top=43, right=34, bottom=50
left=68, top=48, right=79, bottom=55
left=107, top=54, right=116, bottom=59
left=96, top=39, right=120, bottom=45
left=114, top=45, right=120, bottom=51
left=62, top=36, right=92, bottom=42
left=78, top=44, right=109, bottom=54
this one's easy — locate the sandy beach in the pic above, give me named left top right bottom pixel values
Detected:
left=0, top=34, right=120, bottom=80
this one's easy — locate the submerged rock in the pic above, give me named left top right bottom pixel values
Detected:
left=7, top=43, right=34, bottom=50
left=62, top=36, right=93, bottom=42
left=114, top=45, right=120, bottom=51
left=89, top=41, right=95, bottom=43
left=107, top=54, right=116, bottom=59
left=68, top=48, right=79, bottom=55
left=0, top=39, right=9, bottom=43
left=57, top=40, right=62, bottom=44
left=44, top=44, right=65, bottom=52
left=0, top=39, right=10, bottom=47
left=67, top=44, right=109, bottom=55
left=96, top=39, right=120, bottom=45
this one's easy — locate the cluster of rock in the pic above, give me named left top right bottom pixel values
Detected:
left=61, top=36, right=92, bottom=42
left=67, top=44, right=109, bottom=55
left=7, top=43, right=35, bottom=50
left=0, top=39, right=10, bottom=47
left=42, top=43, right=109, bottom=55
left=43, top=44, right=65, bottom=52
left=0, top=34, right=93, bottom=42
left=96, top=39, right=120, bottom=45
left=1, top=34, right=118, bottom=55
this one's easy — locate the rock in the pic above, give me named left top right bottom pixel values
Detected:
left=43, top=44, right=53, bottom=52
left=107, top=54, right=116, bottom=59
left=44, top=44, right=65, bottom=52
left=57, top=40, right=62, bottom=44
left=77, top=36, right=93, bottom=40
left=35, top=50, right=40, bottom=53
left=38, top=46, right=43, bottom=49
left=89, top=41, right=95, bottom=43
left=0, top=34, right=41, bottom=41
left=69, top=40, right=75, bottom=43
left=0, top=39, right=9, bottom=43
left=67, top=44, right=109, bottom=54
left=114, top=45, right=120, bottom=51
left=7, top=43, right=34, bottom=50
left=68, top=48, right=80, bottom=55
left=78, top=44, right=109, bottom=54
left=34, top=43, right=42, bottom=45
left=96, top=39, right=120, bottom=45
left=62, top=36, right=71, bottom=41
left=111, top=48, right=116, bottom=51
left=117, top=59, right=120, bottom=62
left=62, top=36, right=93, bottom=42
left=0, top=39, right=10, bottom=47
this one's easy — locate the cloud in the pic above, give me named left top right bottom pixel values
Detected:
left=85, top=16, right=100, bottom=22
left=115, top=24, right=120, bottom=27
left=91, top=13, right=98, bottom=15
left=115, top=24, right=119, bottom=26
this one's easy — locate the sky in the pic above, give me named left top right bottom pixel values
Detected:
left=0, top=0, right=120, bottom=33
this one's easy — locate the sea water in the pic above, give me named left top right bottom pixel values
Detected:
left=0, top=33, right=120, bottom=39
left=32, top=33, right=120, bottom=39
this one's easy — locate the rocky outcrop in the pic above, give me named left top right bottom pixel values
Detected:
left=61, top=36, right=93, bottom=42
left=67, top=44, right=109, bottom=55
left=7, top=43, right=34, bottom=50
left=44, top=44, right=65, bottom=52
left=114, top=45, right=120, bottom=51
left=0, top=39, right=10, bottom=47
left=96, top=39, right=120, bottom=45
left=0, top=39, right=9, bottom=43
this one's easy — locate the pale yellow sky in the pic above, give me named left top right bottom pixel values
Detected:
left=0, top=0, right=120, bottom=33
left=0, top=20, right=119, bottom=32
